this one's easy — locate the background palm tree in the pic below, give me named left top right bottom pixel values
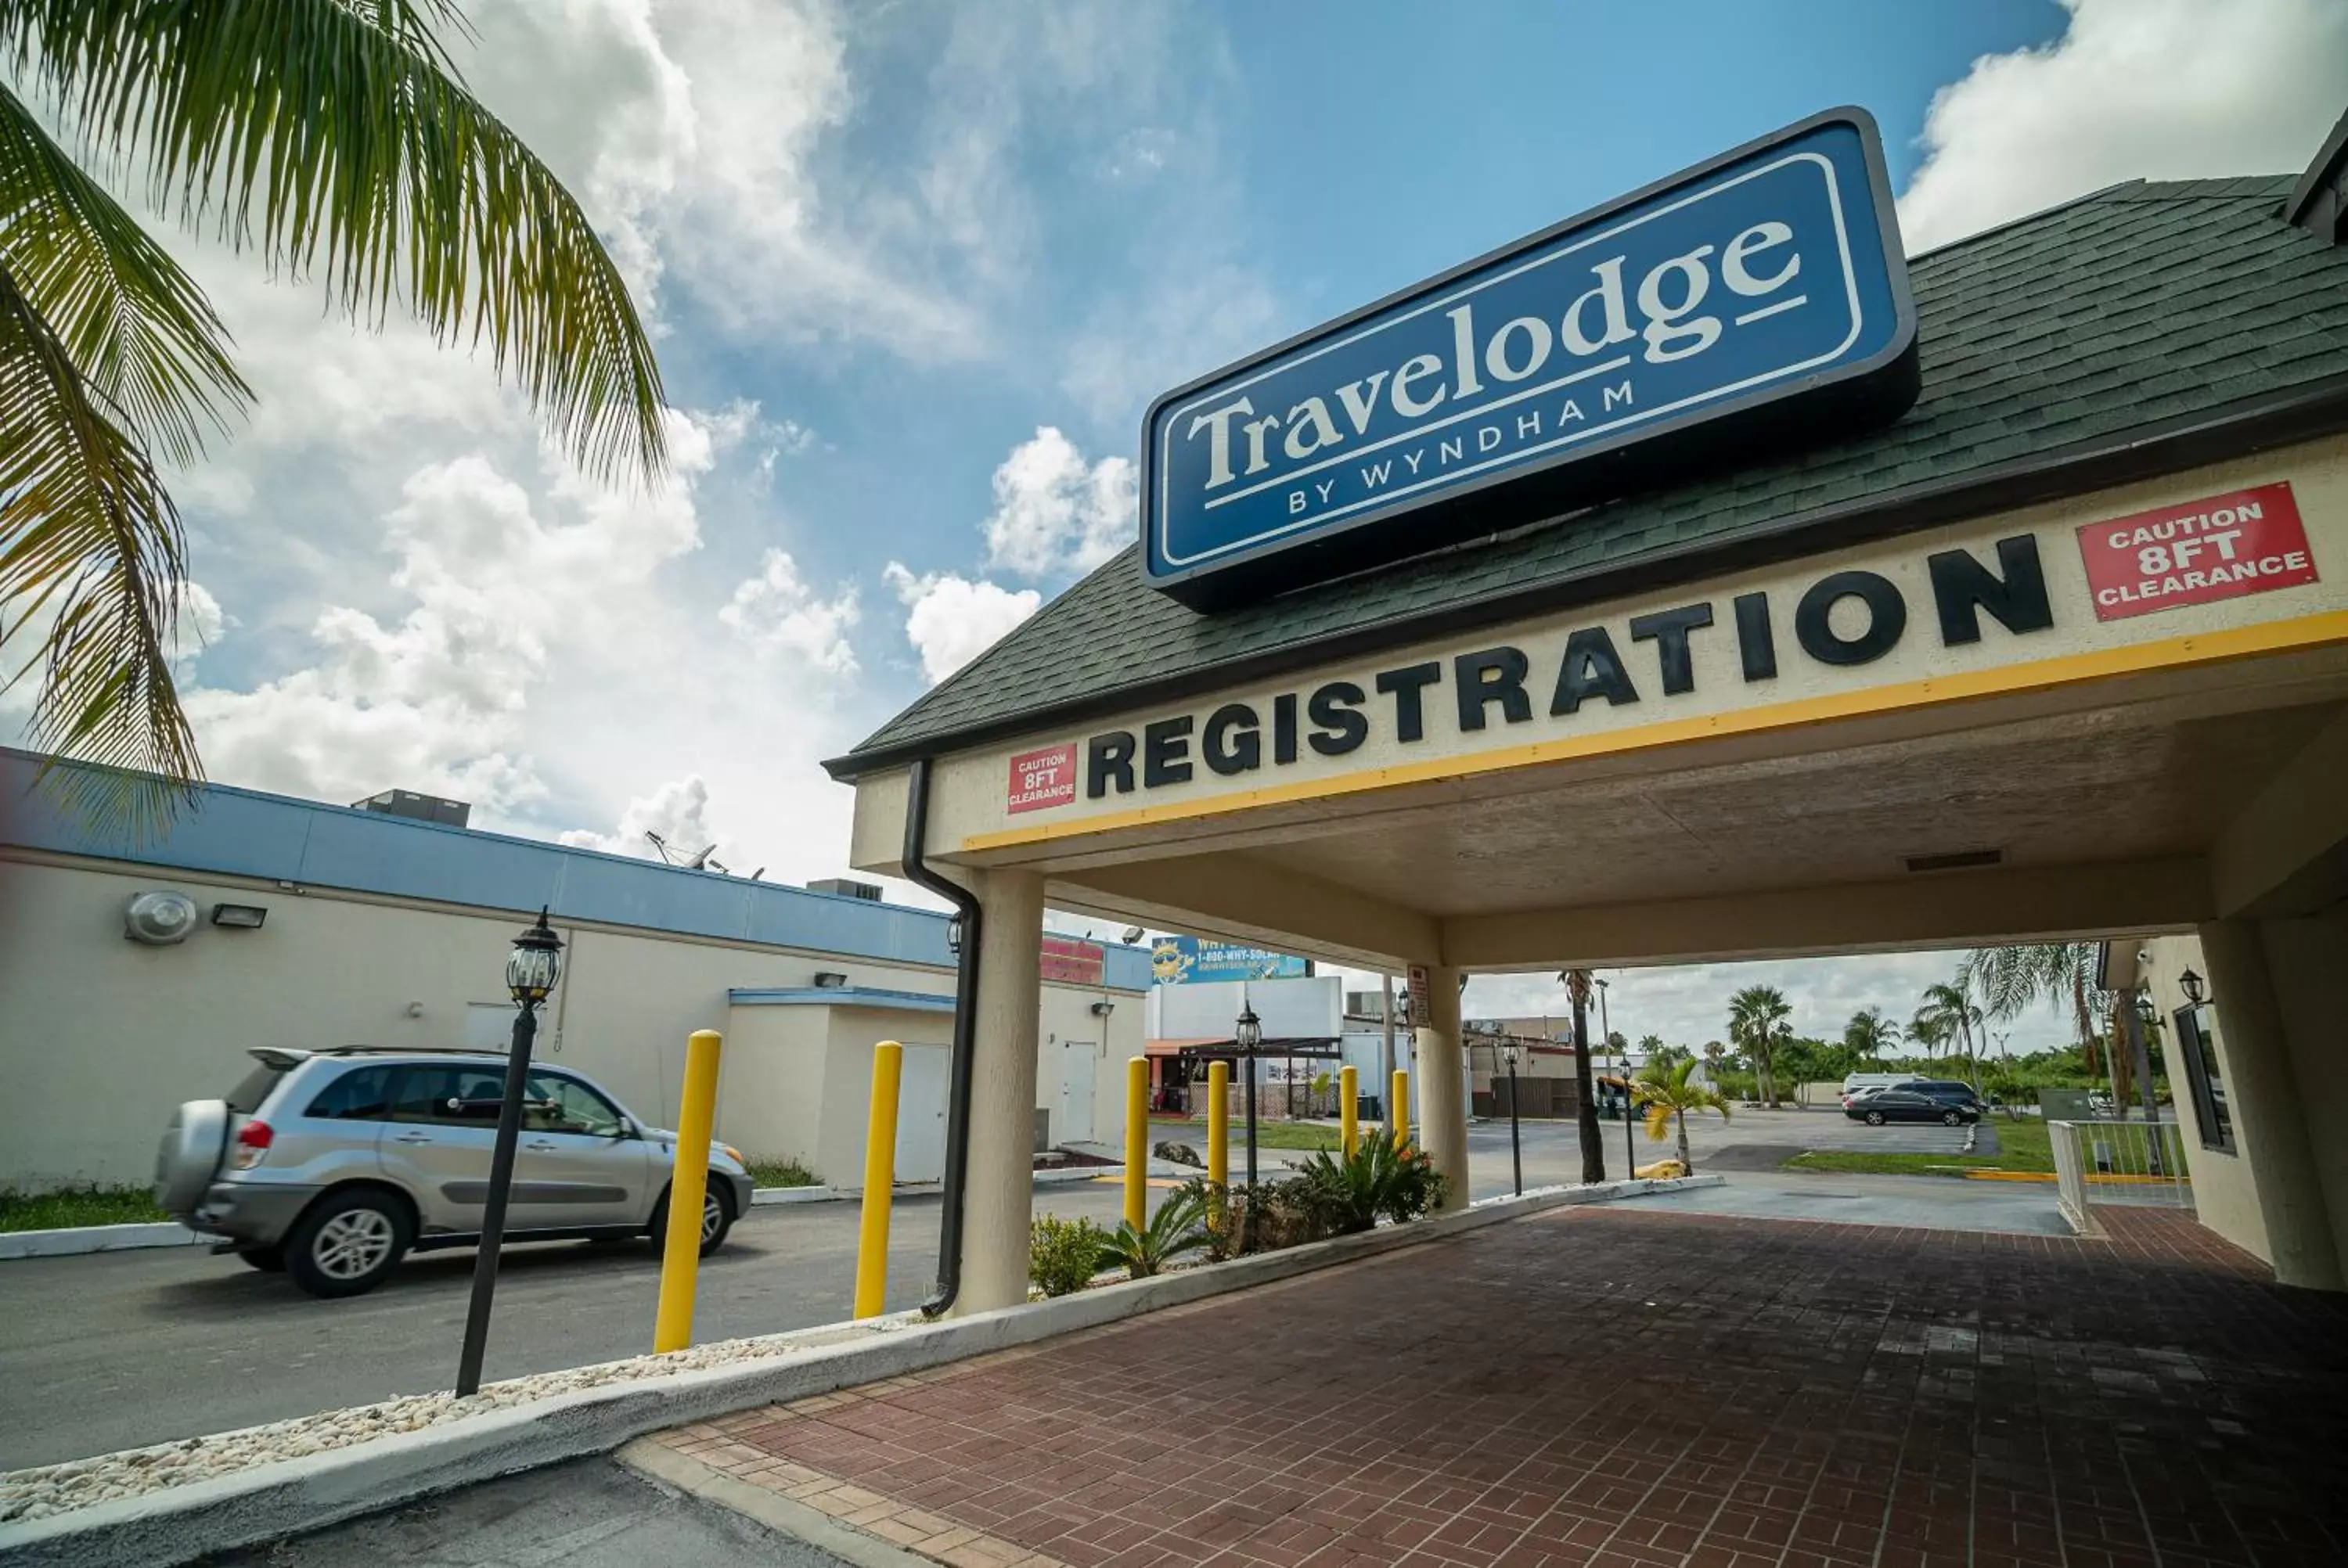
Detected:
left=1, top=0, right=667, bottom=831
left=1915, top=979, right=1985, bottom=1067
left=1633, top=1058, right=1731, bottom=1174
left=1906, top=1007, right=1950, bottom=1060
left=1842, top=1005, right=1903, bottom=1063
left=1727, top=985, right=1791, bottom=1104
left=1963, top=944, right=2106, bottom=1076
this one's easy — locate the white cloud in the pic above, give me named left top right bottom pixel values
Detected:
left=883, top=563, right=1041, bottom=684
left=558, top=773, right=723, bottom=861
left=718, top=549, right=861, bottom=672
left=1899, top=0, right=2348, bottom=253
left=981, top=427, right=1137, bottom=578
left=178, top=407, right=723, bottom=812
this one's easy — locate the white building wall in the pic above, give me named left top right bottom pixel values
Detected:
left=0, top=852, right=1143, bottom=1189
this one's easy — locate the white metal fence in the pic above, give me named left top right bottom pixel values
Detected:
left=2048, top=1119, right=2193, bottom=1235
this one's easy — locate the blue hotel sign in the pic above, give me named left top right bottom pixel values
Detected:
left=1141, top=109, right=1918, bottom=608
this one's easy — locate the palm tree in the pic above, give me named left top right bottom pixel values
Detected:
left=1632, top=1058, right=1731, bottom=1174
left=1842, top=1006, right=1902, bottom=1063
left=1906, top=1007, right=1951, bottom=1060
left=1963, top=945, right=2105, bottom=1076
left=1727, top=985, right=1792, bottom=1104
left=1, top=1, right=667, bottom=832
left=1915, top=980, right=1984, bottom=1071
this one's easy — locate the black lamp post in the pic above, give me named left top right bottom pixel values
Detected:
left=456, top=908, right=564, bottom=1397
left=1236, top=1001, right=1262, bottom=1249
left=1503, top=1041, right=1522, bottom=1196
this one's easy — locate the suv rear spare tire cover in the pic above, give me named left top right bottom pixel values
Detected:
left=156, top=1099, right=230, bottom=1214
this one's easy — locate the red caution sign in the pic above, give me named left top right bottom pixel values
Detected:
left=2076, top=481, right=2318, bottom=622
left=1007, top=743, right=1076, bottom=815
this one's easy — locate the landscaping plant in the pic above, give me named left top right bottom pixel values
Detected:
left=1097, top=1185, right=1212, bottom=1279
left=1295, top=1128, right=1448, bottom=1233
left=1028, top=1214, right=1107, bottom=1296
left=1631, top=1057, right=1731, bottom=1174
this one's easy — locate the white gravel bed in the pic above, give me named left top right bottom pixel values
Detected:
left=0, top=1314, right=914, bottom=1525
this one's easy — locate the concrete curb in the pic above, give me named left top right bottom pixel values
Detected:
left=0, top=1224, right=204, bottom=1262
left=0, top=1174, right=1716, bottom=1568
left=620, top=1438, right=932, bottom=1568
left=752, top=1167, right=1134, bottom=1207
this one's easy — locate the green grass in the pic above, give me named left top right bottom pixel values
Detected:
left=1784, top=1116, right=2056, bottom=1178
left=1150, top=1118, right=1344, bottom=1152
left=0, top=1186, right=170, bottom=1232
left=744, top=1158, right=819, bottom=1189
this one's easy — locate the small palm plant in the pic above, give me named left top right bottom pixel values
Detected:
left=1631, top=1058, right=1730, bottom=1174
left=1097, top=1183, right=1212, bottom=1279
left=1296, top=1127, right=1446, bottom=1234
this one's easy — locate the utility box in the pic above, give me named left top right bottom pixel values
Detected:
left=351, top=789, right=470, bottom=828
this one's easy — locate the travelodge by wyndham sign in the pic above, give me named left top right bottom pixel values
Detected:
left=1141, top=108, right=1919, bottom=609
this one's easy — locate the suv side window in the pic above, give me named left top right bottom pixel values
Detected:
left=524, top=1071, right=627, bottom=1138
left=392, top=1064, right=508, bottom=1126
left=305, top=1064, right=400, bottom=1120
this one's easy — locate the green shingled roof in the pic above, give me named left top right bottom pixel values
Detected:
left=834, top=175, right=2348, bottom=777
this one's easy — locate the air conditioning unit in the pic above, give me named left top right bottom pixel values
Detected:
left=806, top=877, right=882, bottom=901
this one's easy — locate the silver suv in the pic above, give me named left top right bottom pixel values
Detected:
left=154, top=1047, right=754, bottom=1298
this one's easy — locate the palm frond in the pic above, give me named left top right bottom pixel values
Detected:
left=0, top=248, right=197, bottom=837
left=0, top=81, right=250, bottom=465
left=5, top=0, right=666, bottom=484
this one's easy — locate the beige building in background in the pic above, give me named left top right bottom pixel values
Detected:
left=0, top=752, right=1147, bottom=1193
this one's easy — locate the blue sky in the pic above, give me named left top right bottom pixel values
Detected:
left=7, top=0, right=2344, bottom=1051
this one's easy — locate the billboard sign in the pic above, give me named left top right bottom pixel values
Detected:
left=1141, top=107, right=1918, bottom=608
left=1150, top=936, right=1311, bottom=986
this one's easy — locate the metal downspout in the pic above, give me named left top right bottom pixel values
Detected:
left=900, top=757, right=981, bottom=1318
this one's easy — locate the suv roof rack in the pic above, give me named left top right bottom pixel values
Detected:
left=313, top=1045, right=510, bottom=1058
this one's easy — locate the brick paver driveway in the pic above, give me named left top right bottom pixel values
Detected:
left=651, top=1204, right=2348, bottom=1567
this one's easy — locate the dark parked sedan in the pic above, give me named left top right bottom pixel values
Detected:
left=1846, top=1089, right=1980, bottom=1126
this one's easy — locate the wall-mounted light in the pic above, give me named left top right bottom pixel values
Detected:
left=813, top=970, right=849, bottom=988
left=2179, top=969, right=2207, bottom=1006
left=1089, top=999, right=1116, bottom=1018
left=211, top=903, right=268, bottom=929
left=946, top=914, right=964, bottom=955
left=124, top=890, right=199, bottom=945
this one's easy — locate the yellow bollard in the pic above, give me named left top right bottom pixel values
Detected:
left=852, top=1041, right=904, bottom=1319
left=1340, top=1065, right=1359, bottom=1157
left=1206, top=1061, right=1229, bottom=1190
left=1124, top=1056, right=1149, bottom=1232
left=1392, top=1068, right=1410, bottom=1149
left=654, top=1029, right=723, bottom=1354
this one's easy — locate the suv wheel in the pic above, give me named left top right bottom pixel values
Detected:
left=286, top=1189, right=411, bottom=1298
left=1864, top=1109, right=1886, bottom=1126
left=649, top=1184, right=733, bottom=1257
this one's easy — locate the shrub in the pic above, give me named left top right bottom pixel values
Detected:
left=1028, top=1214, right=1106, bottom=1296
left=1184, top=1178, right=1241, bottom=1261
left=1097, top=1185, right=1212, bottom=1279
left=1295, top=1129, right=1447, bottom=1232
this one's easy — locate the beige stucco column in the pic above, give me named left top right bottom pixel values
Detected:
left=1414, top=963, right=1470, bottom=1213
left=956, top=865, right=1045, bottom=1316
left=2256, top=910, right=2348, bottom=1284
left=2196, top=919, right=2344, bottom=1291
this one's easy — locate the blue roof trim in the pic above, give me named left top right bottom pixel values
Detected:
left=729, top=986, right=956, bottom=1012
left=0, top=749, right=1150, bottom=990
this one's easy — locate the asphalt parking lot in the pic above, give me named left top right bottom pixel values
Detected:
left=0, top=1112, right=2054, bottom=1473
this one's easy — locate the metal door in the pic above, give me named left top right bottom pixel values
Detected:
left=1058, top=1041, right=1096, bottom=1145
left=894, top=1046, right=949, bottom=1183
